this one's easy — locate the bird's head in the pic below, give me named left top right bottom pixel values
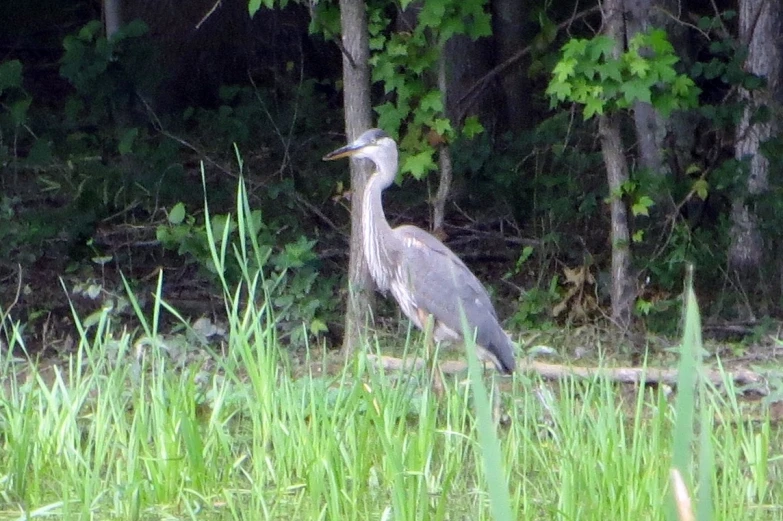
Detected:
left=322, top=128, right=395, bottom=163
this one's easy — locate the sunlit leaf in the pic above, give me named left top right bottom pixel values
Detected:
left=692, top=179, right=709, bottom=200
left=168, top=202, right=186, bottom=225
left=402, top=150, right=437, bottom=179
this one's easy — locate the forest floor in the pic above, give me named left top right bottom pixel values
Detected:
left=3, top=214, right=783, bottom=423
left=3, top=260, right=782, bottom=422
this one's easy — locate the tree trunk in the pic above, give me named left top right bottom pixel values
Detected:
left=491, top=0, right=532, bottom=133
left=600, top=114, right=635, bottom=332
left=729, top=0, right=781, bottom=275
left=444, top=34, right=494, bottom=126
left=337, top=0, right=375, bottom=356
left=432, top=56, right=452, bottom=238
left=625, top=0, right=701, bottom=219
left=601, top=0, right=635, bottom=332
left=103, top=0, right=122, bottom=38
left=625, top=0, right=667, bottom=178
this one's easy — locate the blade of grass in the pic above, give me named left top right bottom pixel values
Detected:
left=670, top=264, right=713, bottom=521
left=460, top=312, right=513, bottom=521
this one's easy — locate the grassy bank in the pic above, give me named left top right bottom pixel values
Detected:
left=1, top=290, right=780, bottom=520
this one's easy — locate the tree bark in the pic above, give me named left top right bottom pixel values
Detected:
left=600, top=114, right=635, bottom=331
left=337, top=0, right=375, bottom=356
left=729, top=0, right=781, bottom=275
left=625, top=0, right=667, bottom=178
left=103, top=0, right=122, bottom=39
left=444, top=35, right=494, bottom=126
left=491, top=0, right=532, bottom=133
left=432, top=56, right=452, bottom=237
left=600, top=0, right=635, bottom=332
left=433, top=145, right=452, bottom=238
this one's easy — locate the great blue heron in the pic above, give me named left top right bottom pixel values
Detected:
left=324, top=128, right=516, bottom=392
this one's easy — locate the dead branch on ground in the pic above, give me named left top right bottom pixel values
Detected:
left=365, top=355, right=767, bottom=393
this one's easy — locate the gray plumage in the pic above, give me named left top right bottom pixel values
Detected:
left=324, top=128, right=516, bottom=374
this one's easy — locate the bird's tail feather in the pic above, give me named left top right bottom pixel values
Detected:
left=483, top=327, right=516, bottom=374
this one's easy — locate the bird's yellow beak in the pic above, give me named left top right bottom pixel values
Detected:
left=322, top=142, right=365, bottom=161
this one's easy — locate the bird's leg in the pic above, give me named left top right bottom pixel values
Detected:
left=491, top=374, right=502, bottom=425
left=481, top=357, right=501, bottom=423
left=418, top=308, right=444, bottom=398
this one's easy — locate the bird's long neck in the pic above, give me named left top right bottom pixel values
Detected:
left=362, top=148, right=399, bottom=290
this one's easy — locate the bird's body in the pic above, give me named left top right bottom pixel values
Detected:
left=324, top=129, right=516, bottom=375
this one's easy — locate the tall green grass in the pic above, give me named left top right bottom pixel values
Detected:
left=0, top=177, right=780, bottom=520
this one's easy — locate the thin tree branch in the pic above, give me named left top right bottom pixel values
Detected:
left=456, top=5, right=601, bottom=122
left=196, top=0, right=223, bottom=30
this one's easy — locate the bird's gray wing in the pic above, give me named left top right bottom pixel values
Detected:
left=392, top=225, right=515, bottom=372
left=393, top=225, right=495, bottom=313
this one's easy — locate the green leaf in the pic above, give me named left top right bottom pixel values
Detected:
left=375, top=101, right=406, bottom=137
left=596, top=61, right=622, bottom=83
left=519, top=245, right=534, bottom=263
left=692, top=179, right=709, bottom=200
left=627, top=53, right=651, bottom=78
left=461, top=116, right=483, bottom=139
left=0, top=60, right=23, bottom=92
left=402, top=150, right=437, bottom=179
left=697, top=16, right=713, bottom=31
left=621, top=80, right=651, bottom=105
left=309, top=318, right=329, bottom=335
left=651, top=93, right=676, bottom=117
left=168, top=202, right=186, bottom=225
left=433, top=118, right=452, bottom=136
left=743, top=74, right=765, bottom=90
left=632, top=195, right=654, bottom=217
left=583, top=97, right=604, bottom=119
left=248, top=0, right=261, bottom=16
left=650, top=60, right=678, bottom=84
left=632, top=229, right=645, bottom=243
left=545, top=80, right=571, bottom=103
left=387, top=40, right=408, bottom=57
left=25, top=139, right=52, bottom=166
left=369, top=35, right=386, bottom=51
left=469, top=16, right=492, bottom=39
left=636, top=298, right=652, bottom=314
left=590, top=36, right=616, bottom=60
left=78, top=20, right=103, bottom=41
left=621, top=180, right=637, bottom=194
left=371, top=60, right=397, bottom=89
left=118, top=127, right=139, bottom=155
left=672, top=75, right=697, bottom=98
left=552, top=57, right=577, bottom=82
left=704, top=59, right=724, bottom=80
left=9, top=98, right=31, bottom=125
left=647, top=29, right=674, bottom=54
left=419, top=0, right=446, bottom=28
left=562, top=38, right=589, bottom=58
left=420, top=90, right=444, bottom=113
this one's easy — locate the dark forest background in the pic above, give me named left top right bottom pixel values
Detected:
left=1, top=0, right=781, bottom=355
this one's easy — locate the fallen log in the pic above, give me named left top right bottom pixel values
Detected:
left=365, top=355, right=767, bottom=394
